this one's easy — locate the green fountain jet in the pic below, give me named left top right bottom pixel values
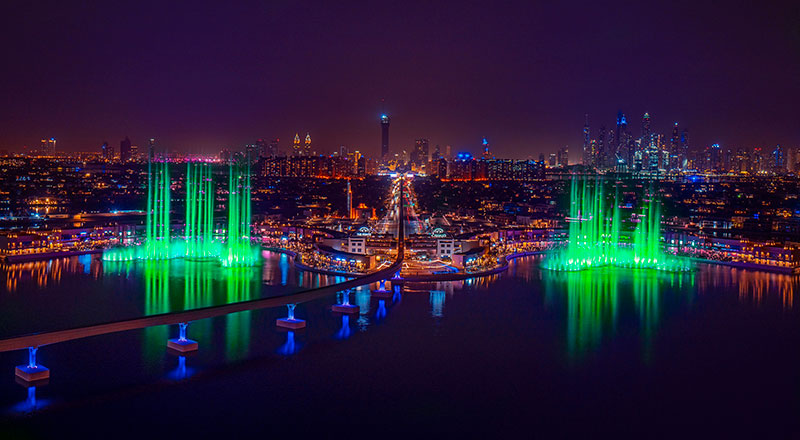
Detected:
left=542, top=176, right=690, bottom=272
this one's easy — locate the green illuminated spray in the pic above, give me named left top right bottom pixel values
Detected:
left=222, top=157, right=260, bottom=267
left=145, top=159, right=172, bottom=259
left=543, top=176, right=690, bottom=272
left=184, top=162, right=218, bottom=259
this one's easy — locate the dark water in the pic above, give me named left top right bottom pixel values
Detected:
left=1, top=254, right=800, bottom=437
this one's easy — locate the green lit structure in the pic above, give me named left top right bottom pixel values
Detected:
left=184, top=162, right=219, bottom=259
left=542, top=176, right=690, bottom=272
left=221, top=158, right=259, bottom=267
left=103, top=154, right=259, bottom=267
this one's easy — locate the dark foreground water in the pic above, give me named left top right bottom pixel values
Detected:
left=1, top=254, right=800, bottom=437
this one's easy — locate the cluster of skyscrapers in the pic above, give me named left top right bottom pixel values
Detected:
left=582, top=111, right=797, bottom=175
left=582, top=112, right=689, bottom=173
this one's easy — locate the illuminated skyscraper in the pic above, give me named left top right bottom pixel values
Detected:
left=597, top=126, right=607, bottom=170
left=304, top=133, right=312, bottom=155
left=557, top=146, right=569, bottom=167
left=412, top=138, right=429, bottom=167
left=40, top=138, right=56, bottom=156
left=616, top=111, right=630, bottom=165
left=772, top=145, right=785, bottom=173
left=148, top=138, right=157, bottom=162
left=582, top=114, right=591, bottom=166
left=381, top=114, right=390, bottom=161
left=641, top=112, right=651, bottom=139
left=120, top=136, right=132, bottom=162
left=292, top=133, right=302, bottom=156
left=481, top=137, right=492, bottom=160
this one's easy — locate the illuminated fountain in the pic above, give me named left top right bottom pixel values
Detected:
left=104, top=155, right=260, bottom=267
left=103, top=159, right=174, bottom=261
left=542, top=176, right=690, bottom=272
left=221, top=158, right=260, bottom=267
left=184, top=162, right=219, bottom=260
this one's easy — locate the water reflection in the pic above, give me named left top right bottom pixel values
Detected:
left=225, top=267, right=257, bottom=362
left=335, top=315, right=352, bottom=340
left=166, top=355, right=195, bottom=381
left=143, top=260, right=170, bottom=367
left=695, top=265, right=799, bottom=310
left=2, top=256, right=103, bottom=293
left=544, top=268, right=694, bottom=361
left=430, top=290, right=445, bottom=318
left=8, top=385, right=51, bottom=415
left=278, top=331, right=300, bottom=356
left=355, top=287, right=371, bottom=330
left=375, top=299, right=387, bottom=321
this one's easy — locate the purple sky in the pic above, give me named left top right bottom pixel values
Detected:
left=1, top=0, right=798, bottom=158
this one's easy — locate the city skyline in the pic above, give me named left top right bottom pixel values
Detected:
left=1, top=1, right=798, bottom=156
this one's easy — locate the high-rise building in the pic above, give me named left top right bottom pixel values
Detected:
left=616, top=111, right=630, bottom=165
left=641, top=113, right=651, bottom=139
left=120, top=136, right=132, bottom=162
left=557, top=146, right=569, bottom=167
left=40, top=138, right=56, bottom=156
left=304, top=133, right=312, bottom=155
left=597, top=126, right=607, bottom=170
left=680, top=129, right=690, bottom=169
left=101, top=141, right=111, bottom=160
left=773, top=145, right=786, bottom=174
left=292, top=133, right=302, bottom=156
left=432, top=144, right=442, bottom=161
left=411, top=138, right=430, bottom=168
left=148, top=138, right=157, bottom=162
left=582, top=114, right=591, bottom=166
left=481, top=137, right=492, bottom=160
left=381, top=114, right=390, bottom=161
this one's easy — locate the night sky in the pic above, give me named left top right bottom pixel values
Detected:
left=1, top=0, right=798, bottom=158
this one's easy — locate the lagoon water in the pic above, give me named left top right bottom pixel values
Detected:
left=1, top=253, right=799, bottom=436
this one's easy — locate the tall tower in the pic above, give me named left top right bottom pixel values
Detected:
left=101, top=141, right=110, bottom=159
left=616, top=111, right=629, bottom=165
left=582, top=114, right=591, bottom=166
left=597, top=126, right=607, bottom=170
left=304, top=133, right=312, bottom=155
left=346, top=180, right=353, bottom=219
left=148, top=138, right=156, bottom=162
left=292, top=133, right=302, bottom=156
left=120, top=136, right=132, bottom=162
left=481, top=137, right=491, bottom=160
left=381, top=114, right=390, bottom=161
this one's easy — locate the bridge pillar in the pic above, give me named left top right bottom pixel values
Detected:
left=372, top=279, right=392, bottom=299
left=391, top=271, right=405, bottom=286
left=167, top=322, right=198, bottom=353
left=331, top=289, right=359, bottom=314
left=277, top=303, right=306, bottom=329
left=15, top=347, right=50, bottom=383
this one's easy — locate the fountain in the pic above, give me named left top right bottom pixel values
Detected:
left=221, top=158, right=260, bottom=267
left=103, top=153, right=260, bottom=268
left=542, top=176, right=690, bottom=272
left=184, top=162, right=219, bottom=259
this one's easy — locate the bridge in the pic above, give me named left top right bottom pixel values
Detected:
left=2, top=176, right=408, bottom=382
